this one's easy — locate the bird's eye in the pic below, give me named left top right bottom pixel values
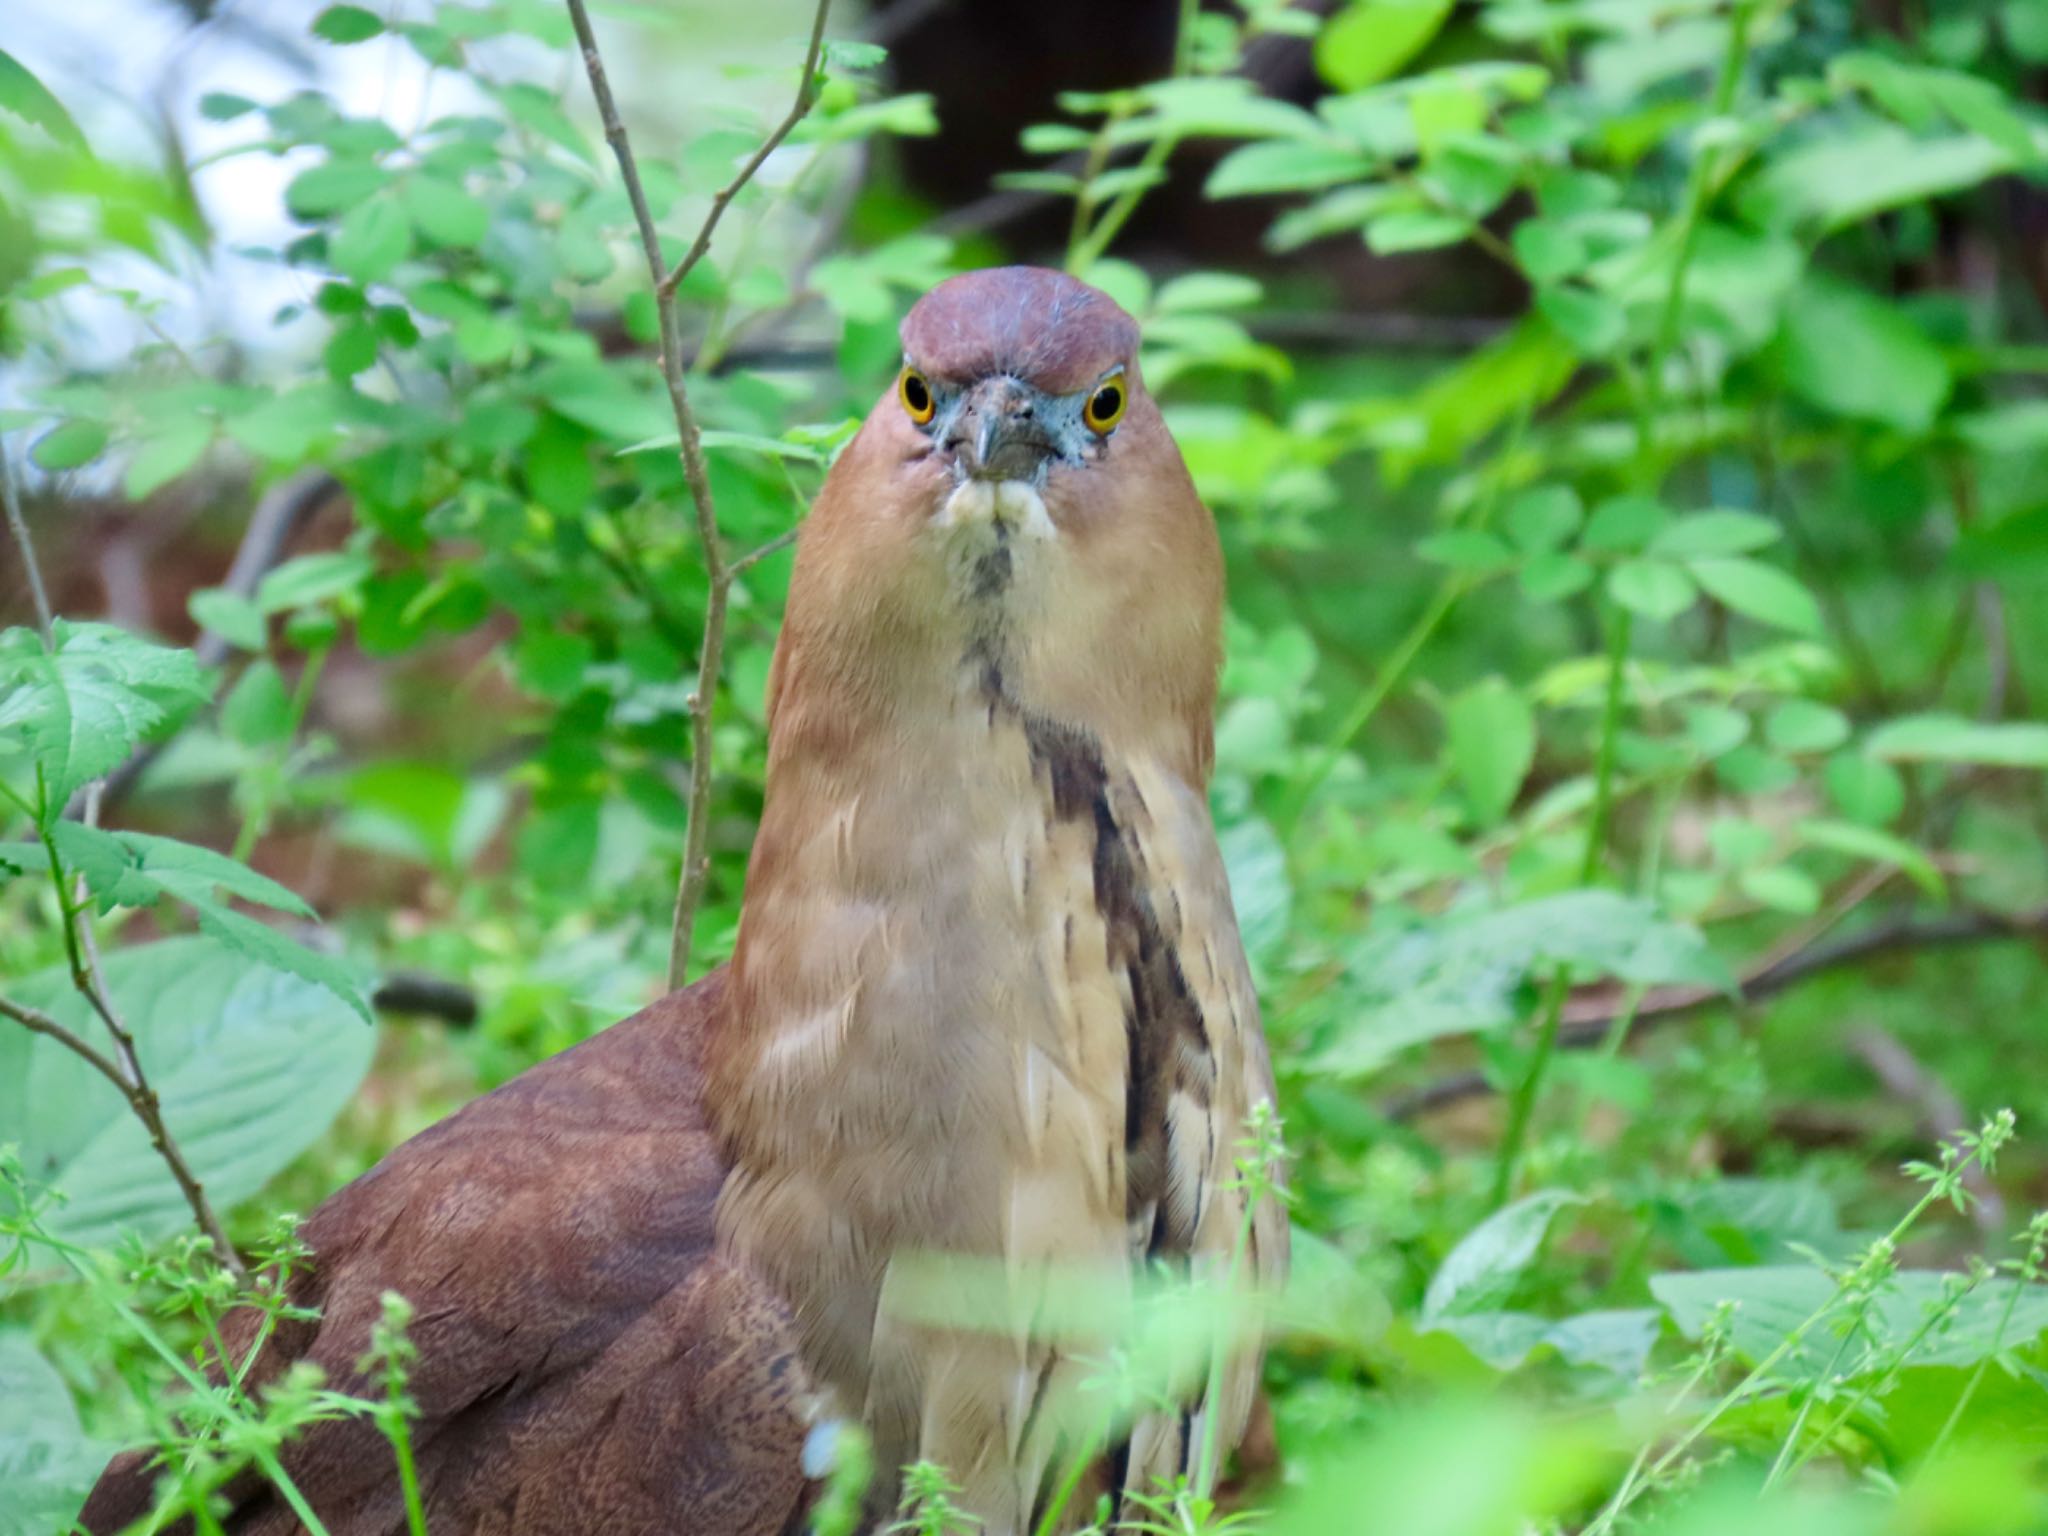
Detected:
left=899, top=368, right=936, bottom=425
left=1083, top=377, right=1127, bottom=434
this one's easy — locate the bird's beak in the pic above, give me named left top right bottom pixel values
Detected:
left=950, top=377, right=1059, bottom=482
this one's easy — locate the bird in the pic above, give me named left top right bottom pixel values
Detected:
left=80, top=265, right=1286, bottom=1536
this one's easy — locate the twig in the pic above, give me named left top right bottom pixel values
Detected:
left=1384, top=905, right=2048, bottom=1121
left=1, top=444, right=55, bottom=644
left=0, top=993, right=128, bottom=1090
left=728, top=526, right=801, bottom=580
left=565, top=0, right=831, bottom=988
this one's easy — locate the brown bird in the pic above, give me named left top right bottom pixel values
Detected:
left=81, top=265, right=1286, bottom=1536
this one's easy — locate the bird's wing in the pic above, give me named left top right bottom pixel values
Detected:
left=80, top=972, right=813, bottom=1536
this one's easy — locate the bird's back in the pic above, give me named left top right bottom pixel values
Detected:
left=79, top=970, right=813, bottom=1536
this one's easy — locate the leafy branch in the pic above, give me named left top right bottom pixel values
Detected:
left=563, top=0, right=832, bottom=988
left=0, top=453, right=247, bottom=1280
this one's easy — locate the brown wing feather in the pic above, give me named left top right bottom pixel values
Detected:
left=79, top=971, right=812, bottom=1536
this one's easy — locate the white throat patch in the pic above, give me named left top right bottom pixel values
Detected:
left=932, top=478, right=1058, bottom=539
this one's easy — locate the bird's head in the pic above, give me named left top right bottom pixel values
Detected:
left=767, top=266, right=1221, bottom=784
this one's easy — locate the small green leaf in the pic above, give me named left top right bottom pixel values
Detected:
left=1536, top=284, right=1624, bottom=357
left=1504, top=485, right=1582, bottom=551
left=221, top=660, right=294, bottom=747
left=1443, top=676, right=1536, bottom=823
left=1826, top=751, right=1904, bottom=825
left=1764, top=700, right=1850, bottom=755
left=1798, top=817, right=1945, bottom=899
left=0, top=46, right=88, bottom=152
left=125, top=418, right=212, bottom=499
left=1607, top=559, right=1697, bottom=621
left=1688, top=556, right=1823, bottom=635
left=1511, top=218, right=1587, bottom=282
left=1739, top=864, right=1821, bottom=914
left=1318, top=0, right=1455, bottom=90
left=257, top=551, right=373, bottom=614
left=1365, top=209, right=1472, bottom=254
left=1581, top=495, right=1668, bottom=553
left=198, top=92, right=257, bottom=121
left=329, top=194, right=411, bottom=282
left=1415, top=529, right=1513, bottom=569
left=312, top=3, right=384, bottom=42
left=1518, top=551, right=1593, bottom=603
left=1206, top=140, right=1369, bottom=198
left=1778, top=275, right=1952, bottom=433
left=1649, top=510, right=1781, bottom=558
left=189, top=588, right=266, bottom=652
left=400, top=173, right=489, bottom=248
left=286, top=159, right=391, bottom=220
left=1865, top=714, right=2048, bottom=768
left=30, top=419, right=108, bottom=471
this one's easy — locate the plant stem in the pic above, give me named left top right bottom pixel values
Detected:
left=1490, top=603, right=1633, bottom=1208
left=0, top=443, right=54, bottom=643
left=1066, top=0, right=1200, bottom=272
left=563, top=0, right=831, bottom=988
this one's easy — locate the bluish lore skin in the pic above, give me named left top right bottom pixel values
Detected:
left=904, top=363, right=1128, bottom=486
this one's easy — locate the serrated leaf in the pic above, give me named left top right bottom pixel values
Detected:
left=0, top=623, right=207, bottom=814
left=0, top=938, right=374, bottom=1247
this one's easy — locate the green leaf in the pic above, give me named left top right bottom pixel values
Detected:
left=1746, top=126, right=2017, bottom=233
left=221, top=659, right=294, bottom=746
left=257, top=551, right=373, bottom=613
left=1365, top=209, right=1472, bottom=253
left=1518, top=551, right=1593, bottom=603
left=1422, top=1190, right=1584, bottom=1322
left=51, top=823, right=367, bottom=1018
left=1536, top=284, right=1624, bottom=357
left=0, top=622, right=207, bottom=813
left=1504, top=485, right=1582, bottom=552
left=1444, top=677, right=1536, bottom=823
left=0, top=47, right=88, bottom=153
left=1511, top=218, right=1587, bottom=283
left=1154, top=272, right=1264, bottom=313
left=1206, top=140, right=1369, bottom=197
left=1219, top=817, right=1292, bottom=972
left=1649, top=510, right=1781, bottom=558
left=1739, top=863, right=1821, bottom=914
left=1864, top=714, right=2048, bottom=768
left=1607, top=559, right=1698, bottom=622
left=198, top=92, right=258, bottom=122
left=285, top=158, right=391, bottom=220
left=1687, top=556, right=1823, bottom=636
left=1764, top=700, right=1850, bottom=754
left=311, top=3, right=384, bottom=42
left=125, top=418, right=213, bottom=499
left=1798, top=817, right=1945, bottom=898
left=30, top=419, right=108, bottom=471
left=1318, top=0, right=1455, bottom=90
left=1778, top=275, right=1952, bottom=433
left=329, top=194, right=412, bottom=283
left=1415, top=529, right=1513, bottom=569
left=1826, top=751, right=1904, bottom=825
left=1581, top=494, right=1668, bottom=553
left=0, top=1333, right=104, bottom=1536
left=400, top=173, right=489, bottom=248
left=189, top=588, right=266, bottom=652
left=0, top=938, right=375, bottom=1246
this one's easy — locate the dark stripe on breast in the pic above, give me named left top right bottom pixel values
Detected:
left=1008, top=710, right=1214, bottom=1252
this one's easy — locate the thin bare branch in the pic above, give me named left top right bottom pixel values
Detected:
left=1385, top=905, right=2048, bottom=1122
left=1, top=443, right=55, bottom=647
left=728, top=526, right=801, bottom=580
left=564, top=0, right=832, bottom=988
left=0, top=993, right=127, bottom=1090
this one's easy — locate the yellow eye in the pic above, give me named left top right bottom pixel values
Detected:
left=1083, top=375, right=1127, bottom=434
left=899, top=367, right=936, bottom=425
